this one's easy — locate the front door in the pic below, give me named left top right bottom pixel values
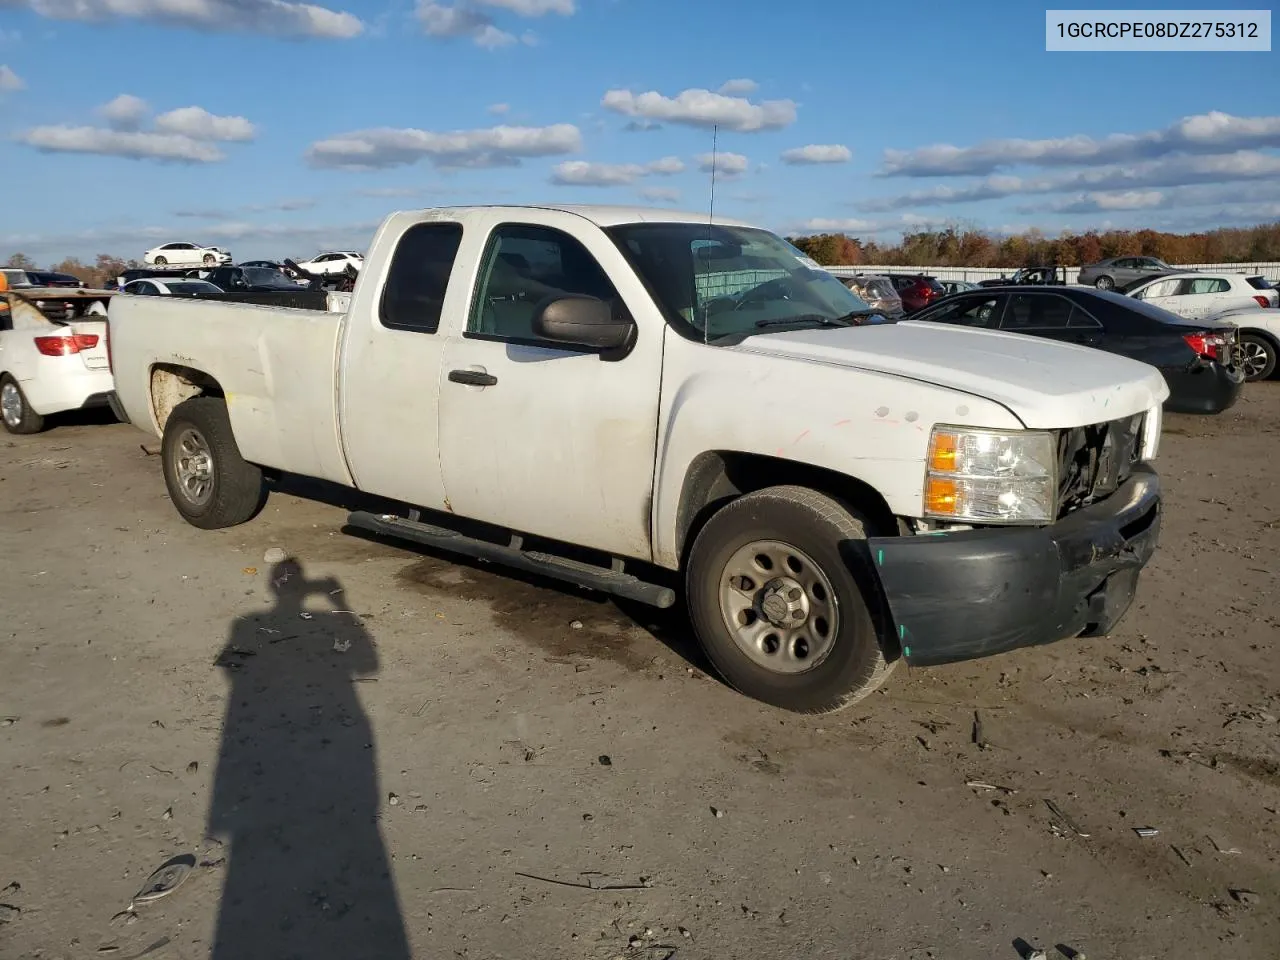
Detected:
left=338, top=218, right=468, bottom=507
left=436, top=212, right=663, bottom=561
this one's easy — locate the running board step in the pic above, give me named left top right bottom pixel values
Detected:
left=346, top=511, right=678, bottom=609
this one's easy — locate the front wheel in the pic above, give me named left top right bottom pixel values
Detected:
left=1239, top=333, right=1277, bottom=382
left=161, top=397, right=266, bottom=529
left=686, top=485, right=895, bottom=714
left=203, top=254, right=216, bottom=266
left=1094, top=275, right=1114, bottom=290
left=0, top=374, right=45, bottom=434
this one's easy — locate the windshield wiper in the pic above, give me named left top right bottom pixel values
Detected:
left=753, top=308, right=879, bottom=330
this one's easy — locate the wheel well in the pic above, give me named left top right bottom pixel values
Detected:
left=1239, top=327, right=1279, bottom=351
left=675, top=451, right=897, bottom=564
left=149, top=363, right=225, bottom=431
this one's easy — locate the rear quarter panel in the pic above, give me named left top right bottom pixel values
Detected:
left=109, top=295, right=351, bottom=485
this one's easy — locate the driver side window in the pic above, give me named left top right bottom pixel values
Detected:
left=468, top=224, right=620, bottom=344
left=922, top=295, right=1004, bottom=328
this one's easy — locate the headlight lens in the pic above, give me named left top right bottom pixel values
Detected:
left=924, top=426, right=1057, bottom=524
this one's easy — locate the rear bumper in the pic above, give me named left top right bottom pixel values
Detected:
left=868, top=466, right=1161, bottom=667
left=20, top=366, right=115, bottom=417
left=1162, top=360, right=1244, bottom=414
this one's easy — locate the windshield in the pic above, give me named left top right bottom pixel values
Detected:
left=606, top=223, right=874, bottom=341
left=242, top=267, right=298, bottom=288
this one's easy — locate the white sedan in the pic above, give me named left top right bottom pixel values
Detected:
left=143, top=242, right=233, bottom=267
left=122, top=278, right=224, bottom=297
left=1213, top=307, right=1280, bottom=381
left=294, top=251, right=364, bottom=275
left=1130, top=272, right=1278, bottom=319
left=0, top=293, right=114, bottom=434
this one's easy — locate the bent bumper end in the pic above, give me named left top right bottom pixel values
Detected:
left=868, top=467, right=1161, bottom=667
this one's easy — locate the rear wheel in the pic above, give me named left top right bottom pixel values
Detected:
left=686, top=485, right=895, bottom=714
left=1094, top=275, right=1114, bottom=290
left=0, top=375, right=45, bottom=434
left=1239, top=333, right=1277, bottom=381
left=161, top=397, right=265, bottom=529
left=154, top=256, right=167, bottom=266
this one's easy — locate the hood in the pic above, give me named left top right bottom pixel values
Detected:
left=728, top=321, right=1169, bottom=429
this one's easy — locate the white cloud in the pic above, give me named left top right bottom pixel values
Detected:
left=862, top=150, right=1280, bottom=210
left=487, top=102, right=510, bottom=115
left=306, top=123, right=582, bottom=170
left=17, top=94, right=256, bottom=163
left=155, top=105, right=255, bottom=142
left=717, top=78, right=757, bottom=95
left=696, top=151, right=749, bottom=177
left=12, top=0, right=363, bottom=39
left=98, top=94, right=148, bottom=130
left=781, top=143, right=852, bottom=165
left=0, top=63, right=23, bottom=92
left=797, top=217, right=883, bottom=233
left=881, top=110, right=1280, bottom=177
left=474, top=0, right=573, bottom=14
left=601, top=87, right=797, bottom=133
left=1030, top=180, right=1280, bottom=215
left=638, top=186, right=680, bottom=203
left=417, top=0, right=565, bottom=46
left=17, top=127, right=227, bottom=162
left=550, top=156, right=684, bottom=186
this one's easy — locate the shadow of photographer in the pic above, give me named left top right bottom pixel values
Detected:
left=206, top=557, right=409, bottom=959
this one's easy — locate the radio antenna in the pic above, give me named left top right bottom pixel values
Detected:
left=707, top=124, right=719, bottom=229
left=703, top=124, right=718, bottom=345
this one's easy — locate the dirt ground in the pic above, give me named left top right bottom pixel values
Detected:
left=1, top=388, right=1277, bottom=960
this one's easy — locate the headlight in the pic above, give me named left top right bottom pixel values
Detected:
left=924, top=426, right=1057, bottom=524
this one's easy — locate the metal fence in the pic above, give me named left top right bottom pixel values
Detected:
left=823, top=262, right=1280, bottom=283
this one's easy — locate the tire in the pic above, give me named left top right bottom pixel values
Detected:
left=154, top=256, right=167, bottom=266
left=1094, top=275, right=1114, bottom=290
left=161, top=397, right=266, bottom=529
left=203, top=254, right=216, bottom=266
left=1239, top=333, right=1277, bottom=382
left=686, top=485, right=895, bottom=714
left=0, top=375, right=45, bottom=434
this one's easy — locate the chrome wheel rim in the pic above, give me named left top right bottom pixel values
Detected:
left=1241, top=340, right=1271, bottom=379
left=1095, top=277, right=1113, bottom=290
left=173, top=428, right=215, bottom=506
left=1, top=382, right=23, bottom=427
left=718, top=540, right=839, bottom=674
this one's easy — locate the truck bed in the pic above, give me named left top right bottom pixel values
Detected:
left=108, top=295, right=352, bottom=487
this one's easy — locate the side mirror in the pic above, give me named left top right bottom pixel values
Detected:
left=532, top=295, right=636, bottom=357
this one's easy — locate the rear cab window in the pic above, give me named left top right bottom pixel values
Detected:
left=380, top=222, right=465, bottom=334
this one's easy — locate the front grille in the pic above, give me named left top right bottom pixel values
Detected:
left=1056, top=414, right=1144, bottom=517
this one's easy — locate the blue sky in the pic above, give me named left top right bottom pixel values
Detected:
left=0, top=0, right=1277, bottom=263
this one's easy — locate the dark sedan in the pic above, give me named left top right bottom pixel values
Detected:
left=201, top=265, right=307, bottom=291
left=25, top=270, right=85, bottom=288
left=909, top=286, right=1244, bottom=415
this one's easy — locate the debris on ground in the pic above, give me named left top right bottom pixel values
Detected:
left=139, top=444, right=160, bottom=457
left=263, top=547, right=286, bottom=564
left=388, top=792, right=400, bottom=806
left=710, top=806, right=725, bottom=818
left=972, top=710, right=987, bottom=750
left=333, top=636, right=352, bottom=653
left=1208, top=835, right=1241, bottom=855
left=241, top=566, right=257, bottom=575
left=569, top=619, right=584, bottom=630
left=129, top=854, right=196, bottom=907
left=186, top=761, right=198, bottom=774
left=597, top=755, right=612, bottom=767
left=1229, top=888, right=1260, bottom=906
left=1044, top=799, right=1090, bottom=838
left=514, top=871, right=652, bottom=891
left=0, top=903, right=20, bottom=924
left=1134, top=827, right=1160, bottom=838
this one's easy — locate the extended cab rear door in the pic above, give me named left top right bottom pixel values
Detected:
left=435, top=209, right=664, bottom=561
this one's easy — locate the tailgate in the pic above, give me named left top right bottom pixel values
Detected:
left=70, top=320, right=110, bottom=370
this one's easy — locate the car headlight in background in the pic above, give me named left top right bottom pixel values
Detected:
left=924, top=426, right=1057, bottom=524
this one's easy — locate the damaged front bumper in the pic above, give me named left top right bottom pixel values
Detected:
left=868, top=465, right=1161, bottom=667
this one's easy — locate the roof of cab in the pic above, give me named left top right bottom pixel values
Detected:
left=395, top=204, right=756, bottom=229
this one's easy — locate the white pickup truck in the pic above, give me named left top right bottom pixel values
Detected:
left=107, top=205, right=1169, bottom=713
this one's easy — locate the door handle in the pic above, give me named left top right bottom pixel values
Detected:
left=448, top=368, right=498, bottom=387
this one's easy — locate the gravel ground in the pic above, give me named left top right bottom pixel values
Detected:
left=1, top=389, right=1277, bottom=960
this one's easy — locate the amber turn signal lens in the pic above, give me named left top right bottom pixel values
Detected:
left=925, top=477, right=958, bottom=515
left=928, top=431, right=958, bottom=473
